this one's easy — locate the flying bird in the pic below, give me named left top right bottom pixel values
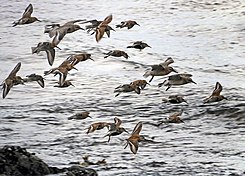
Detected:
left=116, top=20, right=140, bottom=29
left=1, top=62, right=24, bottom=99
left=127, top=41, right=151, bottom=50
left=124, top=122, right=143, bottom=154
left=95, top=14, right=113, bottom=42
left=13, top=4, right=41, bottom=27
left=143, top=57, right=177, bottom=82
left=158, top=73, right=196, bottom=91
left=203, top=82, right=227, bottom=103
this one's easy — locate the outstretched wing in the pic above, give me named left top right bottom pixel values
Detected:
left=114, top=117, right=122, bottom=127
left=102, top=14, right=113, bottom=25
left=211, top=82, right=222, bottom=96
left=8, top=62, right=21, bottom=78
left=54, top=70, right=67, bottom=86
left=2, top=80, right=12, bottom=99
left=160, top=57, right=174, bottom=67
left=128, top=139, right=139, bottom=154
left=45, top=48, right=55, bottom=66
left=22, top=4, right=33, bottom=18
left=37, top=78, right=45, bottom=88
left=95, top=26, right=105, bottom=42
left=63, top=19, right=85, bottom=26
left=132, top=122, right=142, bottom=135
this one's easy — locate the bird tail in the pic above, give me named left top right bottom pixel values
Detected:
left=143, top=71, right=151, bottom=78
left=158, top=80, right=167, bottom=87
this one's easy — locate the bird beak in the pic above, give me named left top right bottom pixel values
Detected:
left=79, top=26, right=85, bottom=30
left=172, top=68, right=178, bottom=73
left=31, top=47, right=38, bottom=54
left=124, top=129, right=129, bottom=134
left=136, top=23, right=140, bottom=26
left=37, top=19, right=42, bottom=22
left=72, top=66, right=78, bottom=71
left=55, top=46, right=62, bottom=50
left=191, top=80, right=197, bottom=84
left=89, top=57, right=95, bottom=61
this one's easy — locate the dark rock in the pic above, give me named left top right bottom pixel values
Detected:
left=0, top=145, right=97, bottom=176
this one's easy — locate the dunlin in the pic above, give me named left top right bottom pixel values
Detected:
left=130, top=80, right=149, bottom=90
left=45, top=59, right=77, bottom=86
left=143, top=57, right=177, bottom=82
left=95, top=14, right=113, bottom=42
left=116, top=20, right=140, bottom=29
left=124, top=122, right=143, bottom=154
left=104, top=50, right=129, bottom=59
left=23, top=73, right=45, bottom=88
left=2, top=62, right=23, bottom=99
left=104, top=117, right=128, bottom=142
left=68, top=111, right=91, bottom=120
left=67, top=53, right=93, bottom=66
left=53, top=62, right=77, bottom=86
left=127, top=41, right=151, bottom=50
left=203, top=82, right=226, bottom=103
left=158, top=73, right=196, bottom=91
left=162, top=95, right=187, bottom=104
left=82, top=19, right=115, bottom=38
left=13, top=4, right=41, bottom=27
left=86, top=122, right=110, bottom=134
left=114, top=84, right=139, bottom=97
left=158, top=110, right=184, bottom=126
left=32, top=42, right=56, bottom=66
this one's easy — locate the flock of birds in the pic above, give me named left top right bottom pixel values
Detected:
left=1, top=4, right=227, bottom=155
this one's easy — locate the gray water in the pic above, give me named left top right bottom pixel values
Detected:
left=0, top=0, right=245, bottom=175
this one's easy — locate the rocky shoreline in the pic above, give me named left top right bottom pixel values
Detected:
left=0, top=145, right=97, bottom=176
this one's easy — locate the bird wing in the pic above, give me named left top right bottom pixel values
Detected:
left=63, top=19, right=85, bottom=26
left=102, top=14, right=113, bottom=25
left=37, top=78, right=45, bottom=88
left=95, top=26, right=105, bottom=42
left=8, top=62, right=21, bottom=78
left=179, top=73, right=193, bottom=78
left=151, top=64, right=165, bottom=71
left=114, top=117, right=122, bottom=127
left=160, top=57, right=174, bottom=66
left=22, top=4, right=33, bottom=18
left=81, top=19, right=100, bottom=25
left=51, top=29, right=67, bottom=47
left=168, top=74, right=182, bottom=81
left=132, top=122, right=142, bottom=135
left=54, top=70, right=67, bottom=86
left=211, top=82, right=222, bottom=96
left=128, top=139, right=139, bottom=154
left=45, top=48, right=55, bottom=66
left=2, top=80, right=12, bottom=99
